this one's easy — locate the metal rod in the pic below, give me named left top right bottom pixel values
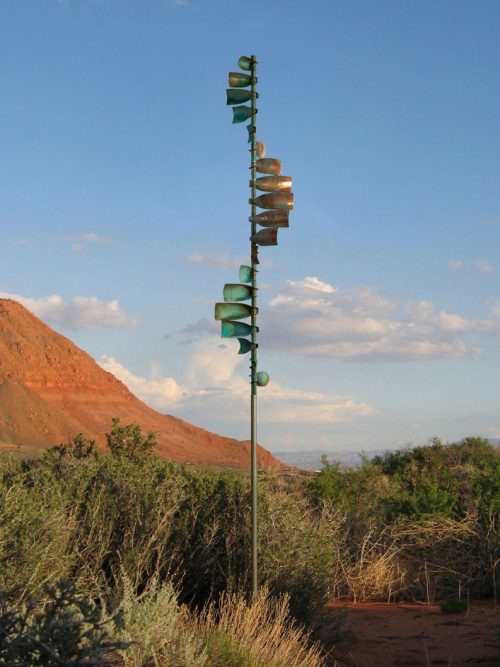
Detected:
left=249, top=54, right=258, bottom=598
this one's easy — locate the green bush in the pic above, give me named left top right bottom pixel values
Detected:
left=0, top=455, right=76, bottom=601
left=106, top=417, right=158, bottom=463
left=0, top=580, right=125, bottom=666
left=113, top=574, right=207, bottom=667
left=258, top=489, right=341, bottom=622
left=441, top=596, right=468, bottom=613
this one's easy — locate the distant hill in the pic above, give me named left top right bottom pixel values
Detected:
left=278, top=439, right=500, bottom=471
left=275, top=449, right=384, bottom=471
left=0, top=299, right=283, bottom=470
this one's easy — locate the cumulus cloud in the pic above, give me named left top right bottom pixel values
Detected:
left=185, top=338, right=245, bottom=387
left=99, top=356, right=183, bottom=410
left=182, top=337, right=376, bottom=425
left=97, top=338, right=374, bottom=426
left=474, top=259, right=495, bottom=275
left=260, top=277, right=500, bottom=361
left=258, top=383, right=375, bottom=424
left=0, top=291, right=138, bottom=329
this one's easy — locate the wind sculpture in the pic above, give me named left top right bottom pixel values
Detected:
left=214, top=55, right=294, bottom=595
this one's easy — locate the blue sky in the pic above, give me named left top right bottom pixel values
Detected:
left=1, top=0, right=499, bottom=453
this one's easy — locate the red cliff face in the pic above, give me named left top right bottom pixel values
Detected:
left=0, top=299, right=284, bottom=469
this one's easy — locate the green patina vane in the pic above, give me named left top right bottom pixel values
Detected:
left=223, top=283, right=253, bottom=302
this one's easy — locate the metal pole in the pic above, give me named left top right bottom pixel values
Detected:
left=249, top=54, right=258, bottom=597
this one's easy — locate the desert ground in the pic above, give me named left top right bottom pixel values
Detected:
left=322, top=600, right=500, bottom=667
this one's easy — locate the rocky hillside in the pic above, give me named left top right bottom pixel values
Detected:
left=0, top=299, right=283, bottom=469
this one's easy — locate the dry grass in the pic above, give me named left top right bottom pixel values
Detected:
left=199, top=586, right=328, bottom=667
left=108, top=578, right=328, bottom=667
left=394, top=516, right=485, bottom=601
left=333, top=516, right=497, bottom=604
left=337, top=527, right=406, bottom=602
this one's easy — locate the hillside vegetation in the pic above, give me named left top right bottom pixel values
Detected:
left=1, top=423, right=499, bottom=665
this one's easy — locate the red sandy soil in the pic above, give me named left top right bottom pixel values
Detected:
left=0, top=299, right=284, bottom=470
left=322, top=600, right=500, bottom=667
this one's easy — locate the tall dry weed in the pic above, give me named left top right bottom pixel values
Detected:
left=199, top=586, right=328, bottom=667
left=394, top=516, right=489, bottom=601
left=335, top=516, right=497, bottom=603
left=337, top=526, right=406, bottom=602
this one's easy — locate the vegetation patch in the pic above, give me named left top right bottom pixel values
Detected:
left=1, top=424, right=499, bottom=664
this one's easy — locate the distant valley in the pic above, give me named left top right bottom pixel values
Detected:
left=277, top=439, right=500, bottom=471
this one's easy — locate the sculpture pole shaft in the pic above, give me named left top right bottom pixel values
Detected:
left=250, top=54, right=258, bottom=598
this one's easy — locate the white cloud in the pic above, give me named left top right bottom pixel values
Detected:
left=99, top=356, right=183, bottom=410
left=185, top=338, right=245, bottom=386
left=290, top=276, right=335, bottom=294
left=258, top=382, right=376, bottom=424
left=260, top=277, right=500, bottom=361
left=438, top=311, right=471, bottom=332
left=97, top=338, right=374, bottom=427
left=184, top=337, right=377, bottom=426
left=0, top=292, right=138, bottom=329
left=448, top=259, right=464, bottom=271
left=474, top=259, right=495, bottom=275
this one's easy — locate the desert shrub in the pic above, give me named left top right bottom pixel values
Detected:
left=0, top=456, right=76, bottom=601
left=1, top=441, right=337, bottom=623
left=393, top=516, right=494, bottom=601
left=165, top=469, right=252, bottom=604
left=305, top=437, right=499, bottom=526
left=3, top=426, right=498, bottom=634
left=305, top=456, right=388, bottom=533
left=106, top=417, right=158, bottom=463
left=0, top=448, right=188, bottom=599
left=333, top=515, right=496, bottom=603
left=374, top=437, right=500, bottom=521
left=43, top=433, right=97, bottom=463
left=65, top=455, right=186, bottom=592
left=113, top=574, right=207, bottom=667
left=0, top=580, right=124, bottom=666
left=0, top=576, right=328, bottom=667
left=473, top=451, right=500, bottom=517
left=305, top=438, right=500, bottom=603
left=258, top=490, right=342, bottom=622
left=440, top=596, right=468, bottom=613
